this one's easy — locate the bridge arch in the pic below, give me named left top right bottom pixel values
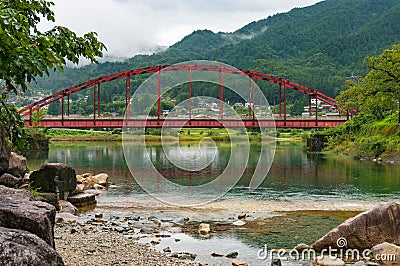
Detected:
left=20, top=64, right=353, bottom=128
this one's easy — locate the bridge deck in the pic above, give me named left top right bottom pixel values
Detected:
left=26, top=118, right=346, bottom=129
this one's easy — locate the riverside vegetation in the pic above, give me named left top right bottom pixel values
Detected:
left=317, top=44, right=400, bottom=159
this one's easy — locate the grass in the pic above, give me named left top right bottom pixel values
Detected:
left=321, top=112, right=400, bottom=158
left=47, top=127, right=303, bottom=143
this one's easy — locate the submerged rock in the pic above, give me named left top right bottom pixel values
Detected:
left=226, top=251, right=239, bottom=258
left=232, top=260, right=248, bottom=266
left=312, top=202, right=400, bottom=251
left=0, top=226, right=64, bottom=266
left=198, top=223, right=210, bottom=235
left=271, top=258, right=282, bottom=266
left=232, top=220, right=246, bottom=226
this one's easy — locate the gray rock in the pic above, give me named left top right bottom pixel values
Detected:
left=354, top=262, right=367, bottom=266
left=58, top=200, right=78, bottom=215
left=140, top=227, right=154, bottom=234
left=0, top=173, right=21, bottom=187
left=371, top=242, right=400, bottom=265
left=30, top=163, right=77, bottom=200
left=198, top=223, right=210, bottom=235
left=67, top=192, right=96, bottom=208
left=38, top=192, right=60, bottom=210
left=295, top=243, right=311, bottom=251
left=0, top=185, right=56, bottom=247
left=55, top=213, right=80, bottom=223
left=271, top=258, right=282, bottom=266
left=0, top=226, right=64, bottom=266
left=0, top=125, right=10, bottom=175
left=170, top=252, right=196, bottom=260
left=226, top=251, right=239, bottom=258
left=313, top=255, right=345, bottom=265
left=232, top=260, right=248, bottom=266
left=7, top=152, right=27, bottom=178
left=312, top=202, right=400, bottom=251
left=94, top=173, right=108, bottom=186
left=163, top=247, right=172, bottom=253
left=238, top=213, right=247, bottom=219
left=84, top=189, right=102, bottom=196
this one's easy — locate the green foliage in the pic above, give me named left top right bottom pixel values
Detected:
left=25, top=128, right=49, bottom=150
left=31, top=0, right=400, bottom=106
left=25, top=184, right=40, bottom=197
left=31, top=108, right=47, bottom=126
left=0, top=0, right=105, bottom=150
left=338, top=45, right=400, bottom=121
left=0, top=99, right=27, bottom=151
left=324, top=112, right=400, bottom=158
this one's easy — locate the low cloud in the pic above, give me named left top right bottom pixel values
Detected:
left=39, top=0, right=323, bottom=59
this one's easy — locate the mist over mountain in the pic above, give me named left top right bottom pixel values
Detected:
left=31, top=0, right=400, bottom=107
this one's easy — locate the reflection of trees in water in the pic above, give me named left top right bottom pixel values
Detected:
left=24, top=150, right=49, bottom=170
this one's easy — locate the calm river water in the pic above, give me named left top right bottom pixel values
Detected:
left=26, top=141, right=400, bottom=265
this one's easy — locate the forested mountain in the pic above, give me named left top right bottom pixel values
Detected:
left=30, top=0, right=400, bottom=114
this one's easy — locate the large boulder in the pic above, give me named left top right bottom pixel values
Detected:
left=312, top=202, right=400, bottom=251
left=30, top=163, right=76, bottom=200
left=0, top=173, right=22, bottom=187
left=0, top=124, right=10, bottom=175
left=7, top=152, right=27, bottom=178
left=0, top=185, right=56, bottom=247
left=0, top=226, right=64, bottom=266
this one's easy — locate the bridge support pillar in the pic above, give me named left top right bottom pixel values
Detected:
left=279, top=84, right=282, bottom=118
left=219, top=68, right=224, bottom=120
left=157, top=70, right=161, bottom=121
left=29, top=108, right=33, bottom=127
left=189, top=69, right=192, bottom=121
left=93, top=84, right=96, bottom=125
left=67, top=94, right=70, bottom=117
left=315, top=96, right=318, bottom=127
left=126, top=76, right=131, bottom=119
left=284, top=85, right=287, bottom=127
left=249, top=79, right=254, bottom=120
left=61, top=96, right=64, bottom=126
left=97, top=83, right=101, bottom=117
left=309, top=95, right=312, bottom=117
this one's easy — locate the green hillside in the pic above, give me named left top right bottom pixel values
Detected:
left=29, top=0, right=400, bottom=114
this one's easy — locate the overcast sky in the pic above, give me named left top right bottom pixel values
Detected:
left=39, top=0, right=323, bottom=58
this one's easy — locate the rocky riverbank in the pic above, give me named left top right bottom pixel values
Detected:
left=55, top=221, right=201, bottom=266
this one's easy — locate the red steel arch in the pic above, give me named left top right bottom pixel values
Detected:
left=20, top=64, right=354, bottom=127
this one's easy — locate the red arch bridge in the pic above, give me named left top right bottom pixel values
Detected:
left=20, top=64, right=354, bottom=129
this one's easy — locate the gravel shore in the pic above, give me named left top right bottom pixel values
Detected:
left=55, top=222, right=201, bottom=266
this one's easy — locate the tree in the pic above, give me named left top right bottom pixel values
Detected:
left=0, top=0, right=106, bottom=94
left=337, top=45, right=400, bottom=122
left=0, top=0, right=106, bottom=149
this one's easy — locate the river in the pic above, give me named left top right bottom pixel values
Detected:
left=26, top=141, right=400, bottom=265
